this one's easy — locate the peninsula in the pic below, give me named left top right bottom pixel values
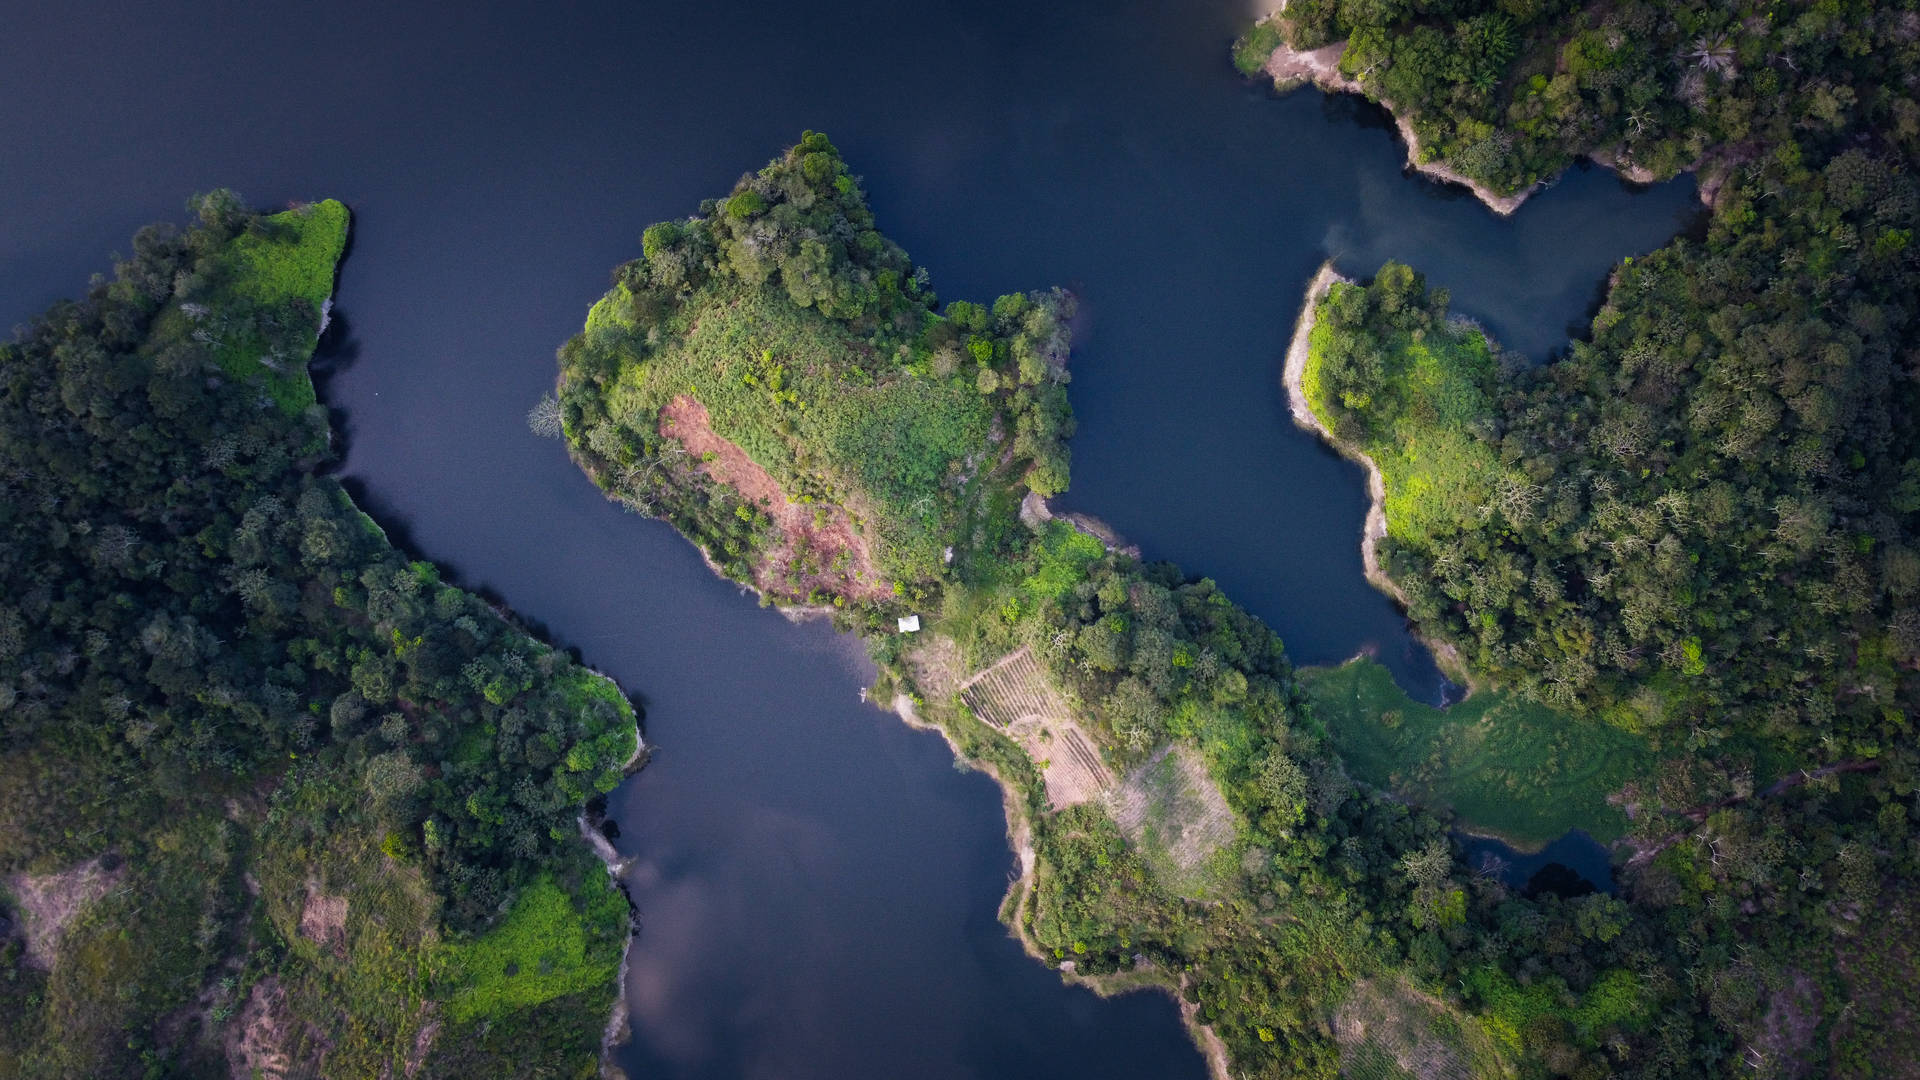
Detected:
left=1239, top=0, right=1920, bottom=1072
left=0, top=196, right=640, bottom=1077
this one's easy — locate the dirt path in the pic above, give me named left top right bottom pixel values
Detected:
left=659, top=396, right=890, bottom=604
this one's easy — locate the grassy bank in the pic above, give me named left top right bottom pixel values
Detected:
left=1300, top=659, right=1652, bottom=848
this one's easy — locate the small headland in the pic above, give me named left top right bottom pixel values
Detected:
left=1242, top=11, right=1707, bottom=216
left=1282, top=262, right=1473, bottom=688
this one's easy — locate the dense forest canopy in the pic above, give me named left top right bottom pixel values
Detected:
left=1239, top=0, right=1920, bottom=1075
left=0, top=196, right=637, bottom=1078
left=1242, top=0, right=1920, bottom=201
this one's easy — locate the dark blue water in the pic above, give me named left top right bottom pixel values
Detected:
left=1464, top=830, right=1618, bottom=896
left=1, top=0, right=1691, bottom=1075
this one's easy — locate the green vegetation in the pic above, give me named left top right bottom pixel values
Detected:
left=557, top=131, right=1073, bottom=608
left=440, top=874, right=627, bottom=1024
left=1303, top=264, right=1504, bottom=544
left=1248, top=0, right=1920, bottom=1073
left=1301, top=659, right=1651, bottom=847
left=0, top=196, right=636, bottom=1077
left=1246, top=0, right=1920, bottom=201
left=562, top=131, right=1920, bottom=1079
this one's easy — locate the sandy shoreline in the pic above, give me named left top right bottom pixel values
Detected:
left=1261, top=40, right=1536, bottom=215
left=581, top=712, right=647, bottom=1079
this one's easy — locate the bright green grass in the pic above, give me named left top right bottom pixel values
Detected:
left=1300, top=659, right=1654, bottom=848
left=213, top=199, right=350, bottom=413
left=603, top=282, right=993, bottom=583
left=1304, top=297, right=1504, bottom=543
left=1231, top=18, right=1286, bottom=76
left=439, top=874, right=627, bottom=1024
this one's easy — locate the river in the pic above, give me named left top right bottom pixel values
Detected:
left=1, top=0, right=1695, bottom=1075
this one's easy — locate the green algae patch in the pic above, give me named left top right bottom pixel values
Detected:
left=1300, top=659, right=1652, bottom=848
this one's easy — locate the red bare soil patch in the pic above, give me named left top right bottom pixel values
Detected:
left=659, top=395, right=889, bottom=603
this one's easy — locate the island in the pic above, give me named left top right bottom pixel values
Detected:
left=0, top=195, right=640, bottom=1077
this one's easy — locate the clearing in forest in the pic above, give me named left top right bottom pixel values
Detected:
left=1334, top=976, right=1509, bottom=1080
left=659, top=395, right=890, bottom=604
left=1301, top=658, right=1654, bottom=848
left=3, top=856, right=124, bottom=971
left=958, top=647, right=1113, bottom=809
left=1106, top=745, right=1238, bottom=899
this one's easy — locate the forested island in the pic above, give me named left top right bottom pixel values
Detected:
left=0, top=196, right=639, bottom=1076
left=552, top=121, right=1916, bottom=1078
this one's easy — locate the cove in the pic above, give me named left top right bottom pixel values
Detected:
left=1, top=0, right=1693, bottom=1075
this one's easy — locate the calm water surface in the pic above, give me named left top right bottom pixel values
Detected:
left=2, top=1, right=1694, bottom=1075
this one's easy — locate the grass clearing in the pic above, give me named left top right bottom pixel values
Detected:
left=209, top=199, right=349, bottom=414
left=438, top=874, right=626, bottom=1025
left=1108, top=745, right=1240, bottom=899
left=1300, top=659, right=1653, bottom=847
left=1334, top=975, right=1511, bottom=1080
left=600, top=283, right=996, bottom=584
left=1304, top=301, right=1503, bottom=544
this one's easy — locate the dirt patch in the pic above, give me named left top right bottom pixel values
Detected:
left=1743, top=969, right=1820, bottom=1079
left=403, top=1003, right=441, bottom=1078
left=298, top=882, right=348, bottom=958
left=960, top=647, right=1115, bottom=808
left=1264, top=39, right=1360, bottom=94
left=1334, top=976, right=1506, bottom=1080
left=659, top=395, right=890, bottom=604
left=1107, top=745, right=1238, bottom=898
left=227, top=977, right=296, bottom=1080
left=4, top=855, right=124, bottom=971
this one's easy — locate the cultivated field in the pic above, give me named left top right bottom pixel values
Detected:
left=959, top=647, right=1113, bottom=808
left=1106, top=745, right=1238, bottom=898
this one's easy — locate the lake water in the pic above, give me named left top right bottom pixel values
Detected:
left=2, top=0, right=1695, bottom=1075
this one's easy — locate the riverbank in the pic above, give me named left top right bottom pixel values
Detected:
left=1259, top=41, right=1536, bottom=215
left=1282, top=263, right=1474, bottom=690
left=890, top=690, right=1231, bottom=1080
left=1254, top=27, right=1706, bottom=216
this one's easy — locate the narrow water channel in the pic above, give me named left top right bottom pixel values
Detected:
left=2, top=0, right=1694, bottom=1074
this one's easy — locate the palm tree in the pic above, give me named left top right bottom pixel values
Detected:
left=1687, top=34, right=1735, bottom=76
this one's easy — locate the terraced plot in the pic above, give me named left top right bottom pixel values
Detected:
left=959, top=648, right=1113, bottom=809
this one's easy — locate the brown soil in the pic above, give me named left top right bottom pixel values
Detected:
left=298, top=882, right=349, bottom=958
left=403, top=1003, right=441, bottom=1079
left=227, top=977, right=295, bottom=1080
left=4, top=856, right=123, bottom=971
left=958, top=647, right=1114, bottom=808
left=659, top=395, right=890, bottom=604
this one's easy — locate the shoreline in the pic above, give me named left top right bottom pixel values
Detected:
left=1282, top=263, right=1475, bottom=690
left=578, top=708, right=647, bottom=1079
left=1258, top=33, right=1700, bottom=217
left=889, top=692, right=1232, bottom=1080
